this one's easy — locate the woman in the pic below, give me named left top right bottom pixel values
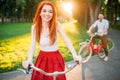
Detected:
left=22, top=1, right=81, bottom=80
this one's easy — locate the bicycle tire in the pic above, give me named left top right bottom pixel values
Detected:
left=78, top=45, right=92, bottom=63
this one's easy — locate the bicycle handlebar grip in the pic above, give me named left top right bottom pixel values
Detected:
left=26, top=64, right=32, bottom=74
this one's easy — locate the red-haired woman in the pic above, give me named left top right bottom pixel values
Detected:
left=22, top=1, right=81, bottom=80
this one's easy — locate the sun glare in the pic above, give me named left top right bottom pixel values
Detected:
left=62, top=2, right=72, bottom=15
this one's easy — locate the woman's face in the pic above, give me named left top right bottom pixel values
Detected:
left=40, top=5, right=53, bottom=23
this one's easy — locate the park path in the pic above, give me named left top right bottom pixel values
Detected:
left=0, top=29, right=120, bottom=80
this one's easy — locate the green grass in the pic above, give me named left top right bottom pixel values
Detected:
left=0, top=23, right=31, bottom=40
left=0, top=23, right=33, bottom=72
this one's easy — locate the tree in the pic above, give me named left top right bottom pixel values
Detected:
left=72, top=0, right=89, bottom=27
left=0, top=0, right=26, bottom=23
left=71, top=0, right=103, bottom=27
left=0, top=0, right=6, bottom=23
left=15, top=0, right=26, bottom=22
left=106, top=0, right=120, bottom=25
left=87, top=0, right=104, bottom=26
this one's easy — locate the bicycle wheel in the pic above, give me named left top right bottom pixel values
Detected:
left=78, top=45, right=92, bottom=63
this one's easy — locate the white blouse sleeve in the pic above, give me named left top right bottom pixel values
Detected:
left=57, top=22, right=77, bottom=59
left=27, top=25, right=36, bottom=62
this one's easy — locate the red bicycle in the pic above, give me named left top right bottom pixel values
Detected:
left=78, top=33, right=108, bottom=63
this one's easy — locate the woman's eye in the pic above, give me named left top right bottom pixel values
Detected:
left=43, top=10, right=46, bottom=12
left=49, top=11, right=53, bottom=13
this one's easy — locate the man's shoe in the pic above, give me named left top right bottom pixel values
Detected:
left=98, top=54, right=105, bottom=59
left=104, top=56, right=109, bottom=61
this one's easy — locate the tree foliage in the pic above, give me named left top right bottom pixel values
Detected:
left=106, top=0, right=120, bottom=25
left=0, top=0, right=61, bottom=23
left=0, top=0, right=120, bottom=28
left=71, top=0, right=120, bottom=27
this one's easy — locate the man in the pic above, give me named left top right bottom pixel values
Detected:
left=87, top=13, right=109, bottom=61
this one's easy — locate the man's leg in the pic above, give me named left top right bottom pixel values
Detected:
left=93, top=35, right=105, bottom=58
left=100, top=35, right=109, bottom=61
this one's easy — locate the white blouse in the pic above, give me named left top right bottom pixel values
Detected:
left=40, top=34, right=58, bottom=51
left=27, top=22, right=77, bottom=62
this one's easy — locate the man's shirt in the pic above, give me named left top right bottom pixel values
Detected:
left=92, top=19, right=109, bottom=35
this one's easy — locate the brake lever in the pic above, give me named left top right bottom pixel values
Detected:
left=17, top=64, right=32, bottom=74
left=26, top=64, right=32, bottom=74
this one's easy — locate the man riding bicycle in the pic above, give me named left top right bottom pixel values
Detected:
left=87, top=13, right=109, bottom=61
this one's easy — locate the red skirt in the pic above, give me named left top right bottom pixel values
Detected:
left=31, top=50, right=66, bottom=80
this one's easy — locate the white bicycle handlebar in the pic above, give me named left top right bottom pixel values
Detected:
left=18, top=61, right=79, bottom=80
left=30, top=64, right=69, bottom=76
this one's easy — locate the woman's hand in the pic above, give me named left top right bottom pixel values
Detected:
left=22, top=60, right=32, bottom=68
left=73, top=55, right=82, bottom=64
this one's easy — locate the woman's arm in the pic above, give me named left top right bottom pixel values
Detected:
left=22, top=25, right=36, bottom=68
left=27, top=24, right=36, bottom=62
left=57, top=22, right=81, bottom=61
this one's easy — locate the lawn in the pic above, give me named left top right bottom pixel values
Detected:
left=0, top=23, right=32, bottom=73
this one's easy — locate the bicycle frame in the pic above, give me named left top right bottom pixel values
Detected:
left=88, top=39, right=103, bottom=54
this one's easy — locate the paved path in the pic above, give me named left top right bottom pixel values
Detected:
left=0, top=29, right=120, bottom=80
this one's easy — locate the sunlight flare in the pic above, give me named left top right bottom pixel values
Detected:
left=62, top=2, right=72, bottom=15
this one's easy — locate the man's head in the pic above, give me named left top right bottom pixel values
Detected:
left=98, top=13, right=104, bottom=21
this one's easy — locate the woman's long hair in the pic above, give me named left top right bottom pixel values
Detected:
left=33, top=1, right=57, bottom=45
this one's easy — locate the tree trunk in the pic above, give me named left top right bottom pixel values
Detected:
left=1, top=15, right=4, bottom=24
left=88, top=2, right=95, bottom=25
left=88, top=0, right=101, bottom=26
left=1, top=6, right=5, bottom=24
left=83, top=2, right=89, bottom=28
